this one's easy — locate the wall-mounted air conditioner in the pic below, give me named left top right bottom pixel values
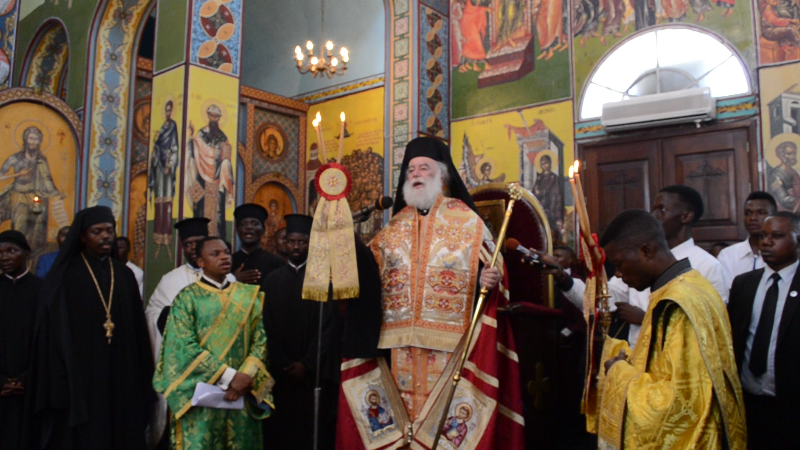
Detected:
left=601, top=87, right=717, bottom=132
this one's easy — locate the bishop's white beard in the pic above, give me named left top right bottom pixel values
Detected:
left=403, top=170, right=444, bottom=211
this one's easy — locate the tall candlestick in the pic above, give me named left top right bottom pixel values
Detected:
left=313, top=112, right=326, bottom=164
left=572, top=161, right=591, bottom=241
left=338, top=112, right=345, bottom=163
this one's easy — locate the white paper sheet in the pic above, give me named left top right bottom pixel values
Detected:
left=190, top=382, right=244, bottom=410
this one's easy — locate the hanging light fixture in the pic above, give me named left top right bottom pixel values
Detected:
left=294, top=0, right=348, bottom=78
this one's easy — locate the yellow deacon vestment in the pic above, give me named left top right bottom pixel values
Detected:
left=597, top=264, right=746, bottom=450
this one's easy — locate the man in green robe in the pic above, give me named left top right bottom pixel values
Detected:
left=153, top=236, right=274, bottom=450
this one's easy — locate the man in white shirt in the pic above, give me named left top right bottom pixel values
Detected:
left=539, top=185, right=728, bottom=348
left=717, top=191, right=777, bottom=285
left=144, top=217, right=235, bottom=448
left=116, top=236, right=144, bottom=298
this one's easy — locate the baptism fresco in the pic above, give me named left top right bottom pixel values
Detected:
left=0, top=100, right=77, bottom=256
left=450, top=0, right=572, bottom=119
left=306, top=87, right=385, bottom=241
left=452, top=100, right=575, bottom=244
left=572, top=0, right=756, bottom=108
left=760, top=62, right=800, bottom=212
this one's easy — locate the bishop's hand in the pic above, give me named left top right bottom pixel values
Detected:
left=480, top=267, right=500, bottom=291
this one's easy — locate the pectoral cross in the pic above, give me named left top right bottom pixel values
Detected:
left=103, top=315, right=115, bottom=344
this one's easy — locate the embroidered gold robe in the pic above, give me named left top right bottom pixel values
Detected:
left=370, top=195, right=485, bottom=419
left=153, top=281, right=274, bottom=450
left=597, top=270, right=746, bottom=450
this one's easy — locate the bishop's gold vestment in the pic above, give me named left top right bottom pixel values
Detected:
left=597, top=269, right=746, bottom=450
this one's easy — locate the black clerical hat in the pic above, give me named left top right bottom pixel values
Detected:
left=0, top=230, right=30, bottom=251
left=393, top=137, right=477, bottom=215
left=284, top=214, right=313, bottom=236
left=79, top=205, right=116, bottom=231
left=174, top=217, right=210, bottom=240
left=234, top=204, right=268, bottom=224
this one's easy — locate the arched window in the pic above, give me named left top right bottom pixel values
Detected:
left=579, top=26, right=750, bottom=121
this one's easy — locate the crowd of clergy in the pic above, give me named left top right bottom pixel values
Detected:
left=1, top=137, right=798, bottom=450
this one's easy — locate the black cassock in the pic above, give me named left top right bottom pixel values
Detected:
left=28, top=254, right=155, bottom=450
left=231, top=247, right=285, bottom=292
left=261, top=263, right=337, bottom=450
left=0, top=272, right=40, bottom=450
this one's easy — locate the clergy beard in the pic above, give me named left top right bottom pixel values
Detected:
left=403, top=163, right=446, bottom=210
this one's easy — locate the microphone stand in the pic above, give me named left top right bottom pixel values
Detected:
left=313, top=287, right=331, bottom=450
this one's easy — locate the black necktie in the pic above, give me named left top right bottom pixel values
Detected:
left=750, top=273, right=781, bottom=377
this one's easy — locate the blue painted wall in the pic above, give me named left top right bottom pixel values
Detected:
left=241, top=0, right=385, bottom=97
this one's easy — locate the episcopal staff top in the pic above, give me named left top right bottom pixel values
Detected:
left=174, top=217, right=210, bottom=240
left=393, top=137, right=477, bottom=215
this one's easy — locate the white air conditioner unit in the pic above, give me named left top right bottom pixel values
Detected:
left=601, top=87, right=716, bottom=132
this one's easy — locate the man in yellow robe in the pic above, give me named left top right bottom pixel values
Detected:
left=153, top=236, right=274, bottom=450
left=596, top=209, right=746, bottom=450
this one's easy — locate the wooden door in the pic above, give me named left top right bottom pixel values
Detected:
left=579, top=121, right=759, bottom=245
left=583, top=140, right=661, bottom=234
left=662, top=128, right=752, bottom=242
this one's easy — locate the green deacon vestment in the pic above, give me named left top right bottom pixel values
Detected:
left=153, top=281, right=274, bottom=450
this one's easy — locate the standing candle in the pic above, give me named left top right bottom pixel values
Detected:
left=573, top=162, right=591, bottom=240
left=338, top=112, right=346, bottom=163
left=313, top=112, right=327, bottom=164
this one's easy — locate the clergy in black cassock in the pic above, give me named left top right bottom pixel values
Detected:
left=0, top=231, right=40, bottom=450
left=27, top=206, right=155, bottom=450
left=261, top=214, right=338, bottom=450
left=232, top=203, right=285, bottom=291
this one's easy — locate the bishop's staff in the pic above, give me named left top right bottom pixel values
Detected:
left=568, top=161, right=611, bottom=433
left=431, top=182, right=524, bottom=450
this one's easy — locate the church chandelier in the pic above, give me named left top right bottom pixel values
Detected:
left=294, top=0, right=349, bottom=78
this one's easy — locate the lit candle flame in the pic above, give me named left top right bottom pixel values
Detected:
left=33, top=196, right=40, bottom=202
left=315, top=111, right=321, bottom=122
left=574, top=160, right=580, bottom=173
left=340, top=112, right=345, bottom=122
left=568, top=166, right=574, bottom=178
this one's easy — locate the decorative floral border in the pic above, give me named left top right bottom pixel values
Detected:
left=84, top=0, right=152, bottom=220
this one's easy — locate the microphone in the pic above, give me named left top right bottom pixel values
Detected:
left=505, top=238, right=560, bottom=270
left=353, top=196, right=394, bottom=222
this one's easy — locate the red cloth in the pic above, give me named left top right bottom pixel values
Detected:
left=459, top=1, right=490, bottom=61
left=335, top=269, right=525, bottom=450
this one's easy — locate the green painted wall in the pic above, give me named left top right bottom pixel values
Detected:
left=154, top=0, right=187, bottom=73
left=15, top=0, right=103, bottom=109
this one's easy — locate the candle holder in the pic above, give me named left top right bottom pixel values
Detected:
left=32, top=196, right=43, bottom=214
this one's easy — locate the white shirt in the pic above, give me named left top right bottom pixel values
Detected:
left=561, top=238, right=729, bottom=348
left=126, top=261, right=144, bottom=299
left=740, top=260, right=798, bottom=396
left=717, top=239, right=765, bottom=287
